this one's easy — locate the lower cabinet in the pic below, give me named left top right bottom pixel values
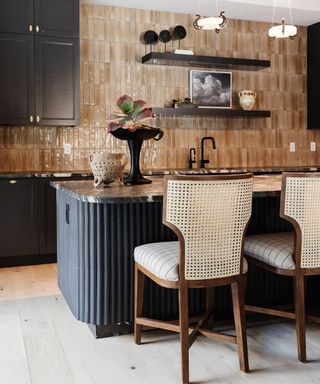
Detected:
left=0, top=175, right=91, bottom=266
left=39, top=178, right=58, bottom=255
left=0, top=178, right=39, bottom=257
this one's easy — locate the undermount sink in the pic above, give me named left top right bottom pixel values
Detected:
left=175, top=169, right=242, bottom=175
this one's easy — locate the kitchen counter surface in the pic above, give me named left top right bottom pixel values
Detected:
left=1, top=165, right=319, bottom=179
left=51, top=174, right=282, bottom=203
left=0, top=172, right=92, bottom=179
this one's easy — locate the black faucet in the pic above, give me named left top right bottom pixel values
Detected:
left=200, top=136, right=216, bottom=168
left=188, top=148, right=196, bottom=169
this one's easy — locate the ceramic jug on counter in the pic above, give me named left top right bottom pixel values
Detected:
left=89, top=152, right=127, bottom=188
left=239, top=90, right=257, bottom=110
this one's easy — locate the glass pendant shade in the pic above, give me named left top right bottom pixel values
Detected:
left=193, top=10, right=227, bottom=32
left=268, top=18, right=297, bottom=39
left=195, top=16, right=224, bottom=30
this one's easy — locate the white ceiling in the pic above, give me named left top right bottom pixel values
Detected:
left=81, top=0, right=320, bottom=26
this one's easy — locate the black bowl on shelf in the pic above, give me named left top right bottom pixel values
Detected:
left=159, top=30, right=172, bottom=43
left=172, top=25, right=187, bottom=40
left=143, top=30, right=158, bottom=45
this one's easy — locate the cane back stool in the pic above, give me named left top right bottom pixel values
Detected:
left=133, top=174, right=253, bottom=384
left=244, top=172, right=320, bottom=363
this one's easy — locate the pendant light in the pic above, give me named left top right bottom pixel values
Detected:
left=268, top=0, right=297, bottom=40
left=193, top=0, right=227, bottom=33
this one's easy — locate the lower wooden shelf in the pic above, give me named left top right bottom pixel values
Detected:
left=151, top=107, right=271, bottom=118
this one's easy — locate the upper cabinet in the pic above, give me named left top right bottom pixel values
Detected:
left=34, top=0, right=79, bottom=38
left=35, top=36, right=79, bottom=126
left=0, top=0, right=80, bottom=126
left=0, top=0, right=79, bottom=37
left=0, top=33, right=34, bottom=125
left=0, top=0, right=34, bottom=35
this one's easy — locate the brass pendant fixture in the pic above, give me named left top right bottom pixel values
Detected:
left=268, top=0, right=297, bottom=40
left=193, top=0, right=227, bottom=33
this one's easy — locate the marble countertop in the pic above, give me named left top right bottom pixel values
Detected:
left=0, top=172, right=92, bottom=179
left=1, top=165, right=319, bottom=179
left=51, top=174, right=283, bottom=203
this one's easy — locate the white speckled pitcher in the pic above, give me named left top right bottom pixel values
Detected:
left=89, top=152, right=127, bottom=188
left=239, top=90, right=257, bottom=111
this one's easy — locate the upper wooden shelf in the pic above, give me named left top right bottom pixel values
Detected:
left=151, top=108, right=271, bottom=118
left=142, top=52, right=270, bottom=70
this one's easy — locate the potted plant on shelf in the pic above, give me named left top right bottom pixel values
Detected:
left=107, top=95, right=164, bottom=185
left=171, top=97, right=199, bottom=108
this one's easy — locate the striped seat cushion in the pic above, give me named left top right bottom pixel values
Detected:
left=244, top=232, right=295, bottom=270
left=134, top=241, right=248, bottom=281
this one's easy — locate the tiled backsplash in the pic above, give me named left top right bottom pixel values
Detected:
left=0, top=4, right=319, bottom=172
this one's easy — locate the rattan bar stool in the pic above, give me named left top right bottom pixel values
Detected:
left=244, top=172, right=320, bottom=363
left=134, top=174, right=253, bottom=384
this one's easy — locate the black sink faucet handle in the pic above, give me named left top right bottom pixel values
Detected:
left=188, top=148, right=196, bottom=169
left=200, top=136, right=216, bottom=169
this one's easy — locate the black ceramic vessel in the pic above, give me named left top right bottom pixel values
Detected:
left=111, top=128, right=163, bottom=185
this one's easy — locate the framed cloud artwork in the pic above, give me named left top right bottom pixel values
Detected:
left=189, top=70, right=232, bottom=108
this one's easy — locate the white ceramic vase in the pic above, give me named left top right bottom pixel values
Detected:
left=239, top=90, right=257, bottom=111
left=89, top=152, right=127, bottom=188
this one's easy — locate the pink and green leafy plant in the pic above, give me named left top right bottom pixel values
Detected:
left=107, top=95, right=154, bottom=133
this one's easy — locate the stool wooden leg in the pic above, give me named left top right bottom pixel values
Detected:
left=179, top=285, right=189, bottom=384
left=134, top=264, right=145, bottom=345
left=205, top=287, right=214, bottom=330
left=231, top=276, right=249, bottom=373
left=294, top=275, right=306, bottom=363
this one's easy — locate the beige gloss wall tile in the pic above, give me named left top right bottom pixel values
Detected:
left=0, top=4, right=319, bottom=172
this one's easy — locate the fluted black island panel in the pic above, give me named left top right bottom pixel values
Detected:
left=52, top=175, right=307, bottom=338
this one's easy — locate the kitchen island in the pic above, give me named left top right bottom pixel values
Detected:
left=52, top=175, right=319, bottom=337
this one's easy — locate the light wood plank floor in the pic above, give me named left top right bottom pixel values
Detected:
left=1, top=264, right=320, bottom=384
left=0, top=264, right=59, bottom=301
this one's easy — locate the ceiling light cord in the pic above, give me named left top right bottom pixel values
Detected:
left=271, top=0, right=277, bottom=26
left=288, top=0, right=294, bottom=25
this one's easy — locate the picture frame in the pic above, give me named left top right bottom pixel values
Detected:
left=189, top=70, right=232, bottom=109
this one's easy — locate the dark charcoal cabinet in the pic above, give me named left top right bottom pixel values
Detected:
left=0, top=179, right=39, bottom=257
left=35, top=36, right=80, bottom=126
left=0, top=0, right=34, bottom=34
left=308, top=23, right=320, bottom=129
left=0, top=0, right=79, bottom=126
left=0, top=33, right=34, bottom=125
left=35, top=0, right=79, bottom=38
left=39, top=179, right=57, bottom=255
left=0, top=0, right=78, bottom=37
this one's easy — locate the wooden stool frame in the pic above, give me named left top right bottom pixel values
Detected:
left=134, top=174, right=253, bottom=384
left=245, top=172, right=320, bottom=363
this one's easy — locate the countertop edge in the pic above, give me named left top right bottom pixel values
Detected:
left=51, top=180, right=165, bottom=203
left=51, top=175, right=282, bottom=203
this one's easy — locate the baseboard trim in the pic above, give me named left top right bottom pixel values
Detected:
left=0, top=254, right=57, bottom=268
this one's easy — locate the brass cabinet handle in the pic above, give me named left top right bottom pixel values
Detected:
left=36, top=115, right=40, bottom=123
left=29, top=24, right=33, bottom=32
left=30, top=115, right=34, bottom=123
left=36, top=25, right=40, bottom=32
left=9, top=180, right=17, bottom=185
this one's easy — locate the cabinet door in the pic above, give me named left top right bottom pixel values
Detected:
left=35, top=36, right=79, bottom=126
left=0, top=0, right=34, bottom=35
left=34, top=0, right=79, bottom=38
left=0, top=33, right=35, bottom=126
left=39, top=179, right=57, bottom=254
left=0, top=179, right=39, bottom=257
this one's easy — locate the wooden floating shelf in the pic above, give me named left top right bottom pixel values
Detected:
left=151, top=108, right=271, bottom=118
left=142, top=52, right=270, bottom=70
